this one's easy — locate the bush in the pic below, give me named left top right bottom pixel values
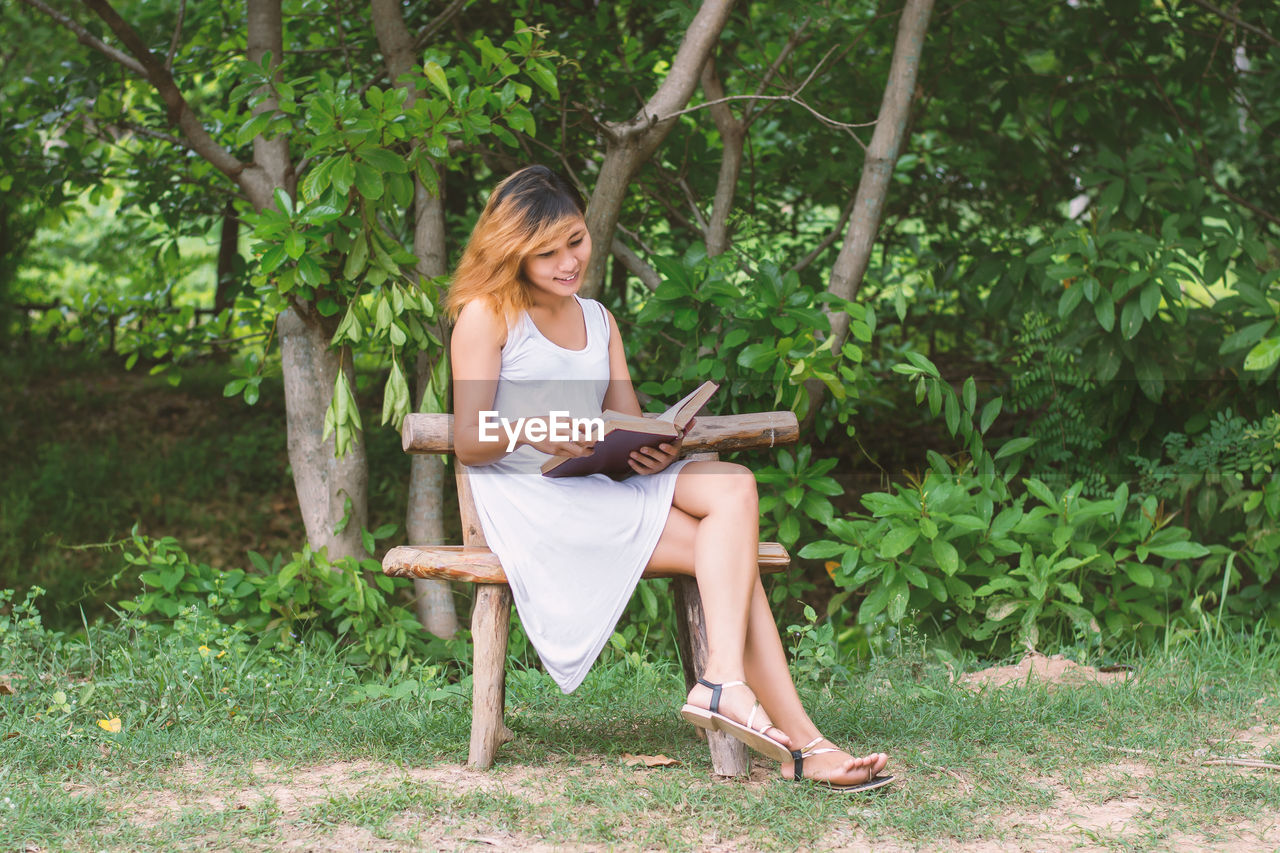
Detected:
left=116, top=527, right=465, bottom=676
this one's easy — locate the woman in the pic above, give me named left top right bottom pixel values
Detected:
left=447, top=165, right=890, bottom=791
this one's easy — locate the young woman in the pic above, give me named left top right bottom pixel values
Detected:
left=447, top=165, right=890, bottom=791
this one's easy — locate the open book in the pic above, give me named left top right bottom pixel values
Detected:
left=540, top=381, right=719, bottom=479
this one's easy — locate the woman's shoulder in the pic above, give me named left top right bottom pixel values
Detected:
left=454, top=298, right=509, bottom=349
left=575, top=295, right=615, bottom=332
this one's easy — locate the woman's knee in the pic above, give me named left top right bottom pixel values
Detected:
left=714, top=463, right=759, bottom=517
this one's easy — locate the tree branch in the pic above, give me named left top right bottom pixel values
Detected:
left=245, top=0, right=292, bottom=199
left=701, top=55, right=744, bottom=256
left=611, top=238, right=661, bottom=292
left=66, top=0, right=248, bottom=190
left=165, top=0, right=187, bottom=71
left=1185, top=0, right=1279, bottom=48
left=789, top=194, right=857, bottom=273
left=17, top=0, right=145, bottom=75
left=663, top=91, right=878, bottom=136
left=359, top=0, right=466, bottom=98
left=742, top=19, right=809, bottom=127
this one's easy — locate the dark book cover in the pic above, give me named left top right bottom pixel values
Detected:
left=541, top=381, right=718, bottom=479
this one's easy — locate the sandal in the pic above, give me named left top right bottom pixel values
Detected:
left=680, top=677, right=793, bottom=763
left=788, top=736, right=894, bottom=793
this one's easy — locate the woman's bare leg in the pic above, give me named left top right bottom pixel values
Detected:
left=647, top=461, right=888, bottom=783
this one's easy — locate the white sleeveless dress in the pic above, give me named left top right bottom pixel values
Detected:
left=466, top=295, right=691, bottom=693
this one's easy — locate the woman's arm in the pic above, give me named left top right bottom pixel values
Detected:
left=600, top=308, right=683, bottom=475
left=601, top=309, right=643, bottom=416
left=451, top=300, right=507, bottom=467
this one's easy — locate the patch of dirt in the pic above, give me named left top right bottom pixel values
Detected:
left=97, top=754, right=1280, bottom=852
left=957, top=651, right=1133, bottom=690
left=1217, top=722, right=1280, bottom=758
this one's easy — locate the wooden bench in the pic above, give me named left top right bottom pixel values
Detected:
left=385, top=411, right=798, bottom=775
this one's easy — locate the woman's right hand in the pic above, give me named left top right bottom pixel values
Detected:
left=518, top=416, right=597, bottom=458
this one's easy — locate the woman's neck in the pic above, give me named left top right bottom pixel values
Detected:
left=528, top=291, right=578, bottom=314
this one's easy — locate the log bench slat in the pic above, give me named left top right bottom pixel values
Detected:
left=400, top=411, right=799, bottom=455
left=384, top=542, right=789, bottom=585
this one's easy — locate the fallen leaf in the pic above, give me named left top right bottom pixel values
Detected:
left=0, top=676, right=14, bottom=696
left=98, top=716, right=121, bottom=733
left=622, top=753, right=679, bottom=768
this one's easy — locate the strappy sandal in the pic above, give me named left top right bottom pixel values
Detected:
left=680, top=677, right=793, bottom=763
left=788, top=736, right=894, bottom=793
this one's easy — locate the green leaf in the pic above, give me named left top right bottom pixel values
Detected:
left=1220, top=319, right=1274, bottom=355
left=932, top=539, right=959, bottom=575
left=1138, top=281, right=1161, bottom=320
left=1093, top=290, right=1115, bottom=332
left=359, top=146, right=408, bottom=174
left=1023, top=478, right=1057, bottom=507
left=798, top=540, right=844, bottom=560
left=284, top=231, right=305, bottom=260
left=525, top=60, right=558, bottom=99
left=273, top=187, right=294, bottom=217
left=344, top=233, right=369, bottom=280
left=1123, top=562, right=1155, bottom=587
left=424, top=60, right=450, bottom=99
left=979, top=397, right=1002, bottom=434
left=878, top=527, right=919, bottom=559
left=994, top=436, right=1036, bottom=460
left=1120, top=298, right=1143, bottom=339
left=1058, top=281, right=1085, bottom=318
left=1244, top=337, right=1280, bottom=372
left=354, top=162, right=384, bottom=201
left=886, top=580, right=910, bottom=622
left=962, top=376, right=977, bottom=414
left=1146, top=541, right=1209, bottom=560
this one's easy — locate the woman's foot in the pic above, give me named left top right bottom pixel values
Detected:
left=682, top=677, right=792, bottom=760
left=781, top=737, right=889, bottom=786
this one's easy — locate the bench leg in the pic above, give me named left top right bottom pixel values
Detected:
left=469, top=583, right=512, bottom=768
left=674, top=576, right=751, bottom=777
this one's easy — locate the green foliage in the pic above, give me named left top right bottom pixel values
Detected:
left=1007, top=312, right=1107, bottom=494
left=116, top=528, right=459, bottom=676
left=802, top=352, right=1225, bottom=655
left=1133, top=410, right=1280, bottom=613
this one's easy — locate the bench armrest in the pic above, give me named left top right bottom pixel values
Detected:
left=400, top=411, right=799, bottom=455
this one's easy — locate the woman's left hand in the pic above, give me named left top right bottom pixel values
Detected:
left=628, top=437, right=683, bottom=475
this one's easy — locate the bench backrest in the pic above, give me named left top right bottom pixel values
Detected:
left=400, top=411, right=799, bottom=549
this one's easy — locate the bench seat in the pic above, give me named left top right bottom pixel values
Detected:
left=383, top=542, right=789, bottom=584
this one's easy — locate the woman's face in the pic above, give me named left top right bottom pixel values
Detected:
left=521, top=218, right=591, bottom=300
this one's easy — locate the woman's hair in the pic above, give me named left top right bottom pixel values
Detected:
left=446, top=165, right=586, bottom=321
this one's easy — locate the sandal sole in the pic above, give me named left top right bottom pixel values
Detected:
left=680, top=704, right=794, bottom=763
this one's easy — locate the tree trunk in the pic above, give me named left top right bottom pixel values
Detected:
left=213, top=200, right=239, bottom=318
left=277, top=305, right=369, bottom=562
left=372, top=0, right=457, bottom=637
left=580, top=0, right=738, bottom=298
left=824, top=0, right=934, bottom=351
left=701, top=57, right=744, bottom=257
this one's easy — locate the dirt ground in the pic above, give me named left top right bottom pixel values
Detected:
left=53, top=654, right=1278, bottom=852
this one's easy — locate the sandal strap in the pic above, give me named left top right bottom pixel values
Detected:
left=791, top=736, right=839, bottom=782
left=695, top=677, right=745, bottom=715
left=798, top=735, right=826, bottom=754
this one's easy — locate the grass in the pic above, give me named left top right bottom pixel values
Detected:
left=2, top=605, right=1277, bottom=851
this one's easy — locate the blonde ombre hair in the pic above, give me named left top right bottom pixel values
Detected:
left=446, top=166, right=587, bottom=321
